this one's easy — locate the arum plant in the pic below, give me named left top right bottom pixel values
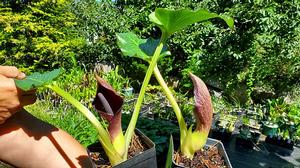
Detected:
left=117, top=8, right=233, bottom=159
left=15, top=69, right=125, bottom=165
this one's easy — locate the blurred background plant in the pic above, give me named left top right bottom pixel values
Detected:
left=2, top=0, right=299, bottom=105
left=263, top=98, right=300, bottom=142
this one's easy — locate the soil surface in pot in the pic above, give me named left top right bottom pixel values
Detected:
left=89, top=133, right=145, bottom=168
left=174, top=144, right=227, bottom=168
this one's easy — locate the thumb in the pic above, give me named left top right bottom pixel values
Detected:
left=0, top=66, right=26, bottom=79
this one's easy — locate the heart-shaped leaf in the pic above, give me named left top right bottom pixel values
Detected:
left=140, top=38, right=168, bottom=56
left=117, top=32, right=169, bottom=62
left=15, top=68, right=61, bottom=91
left=117, top=32, right=149, bottom=61
left=149, top=8, right=234, bottom=36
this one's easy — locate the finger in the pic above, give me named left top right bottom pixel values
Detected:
left=20, top=94, right=37, bottom=106
left=0, top=112, right=11, bottom=124
left=0, top=111, right=12, bottom=118
left=0, top=66, right=26, bottom=79
left=6, top=106, right=22, bottom=115
left=0, top=107, right=8, bottom=112
left=15, top=72, right=26, bottom=80
left=1, top=77, right=18, bottom=93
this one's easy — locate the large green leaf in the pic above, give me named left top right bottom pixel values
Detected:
left=117, top=32, right=168, bottom=62
left=140, top=38, right=168, bottom=57
left=149, top=8, right=234, bottom=36
left=117, top=32, right=149, bottom=61
left=15, top=69, right=62, bottom=91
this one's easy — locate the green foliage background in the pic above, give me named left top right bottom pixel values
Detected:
left=1, top=0, right=300, bottom=102
left=71, top=0, right=300, bottom=103
left=0, top=0, right=85, bottom=72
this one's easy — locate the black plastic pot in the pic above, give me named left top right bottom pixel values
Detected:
left=236, top=123, right=261, bottom=149
left=210, top=128, right=233, bottom=141
left=262, top=121, right=278, bottom=136
left=264, top=135, right=294, bottom=156
left=172, top=138, right=232, bottom=168
left=87, top=129, right=157, bottom=168
left=210, top=114, right=238, bottom=142
left=265, top=135, right=294, bottom=150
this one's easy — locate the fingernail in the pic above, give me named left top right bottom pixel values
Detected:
left=18, top=73, right=26, bottom=79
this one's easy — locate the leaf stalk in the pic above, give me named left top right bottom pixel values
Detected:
left=46, top=83, right=123, bottom=165
left=153, top=65, right=187, bottom=146
left=124, top=33, right=168, bottom=159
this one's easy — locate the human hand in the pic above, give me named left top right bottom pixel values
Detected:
left=0, top=66, right=36, bottom=124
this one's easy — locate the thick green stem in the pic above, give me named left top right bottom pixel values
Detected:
left=153, top=66, right=187, bottom=146
left=46, top=84, right=123, bottom=165
left=124, top=33, right=168, bottom=159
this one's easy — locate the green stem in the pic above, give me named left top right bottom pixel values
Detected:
left=46, top=83, right=123, bottom=165
left=153, top=66, right=187, bottom=146
left=124, top=33, right=168, bottom=159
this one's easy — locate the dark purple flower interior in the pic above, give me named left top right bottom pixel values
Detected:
left=92, top=75, right=124, bottom=140
left=93, top=75, right=123, bottom=120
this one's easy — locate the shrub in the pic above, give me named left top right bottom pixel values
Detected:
left=181, top=0, right=300, bottom=103
left=0, top=0, right=85, bottom=72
